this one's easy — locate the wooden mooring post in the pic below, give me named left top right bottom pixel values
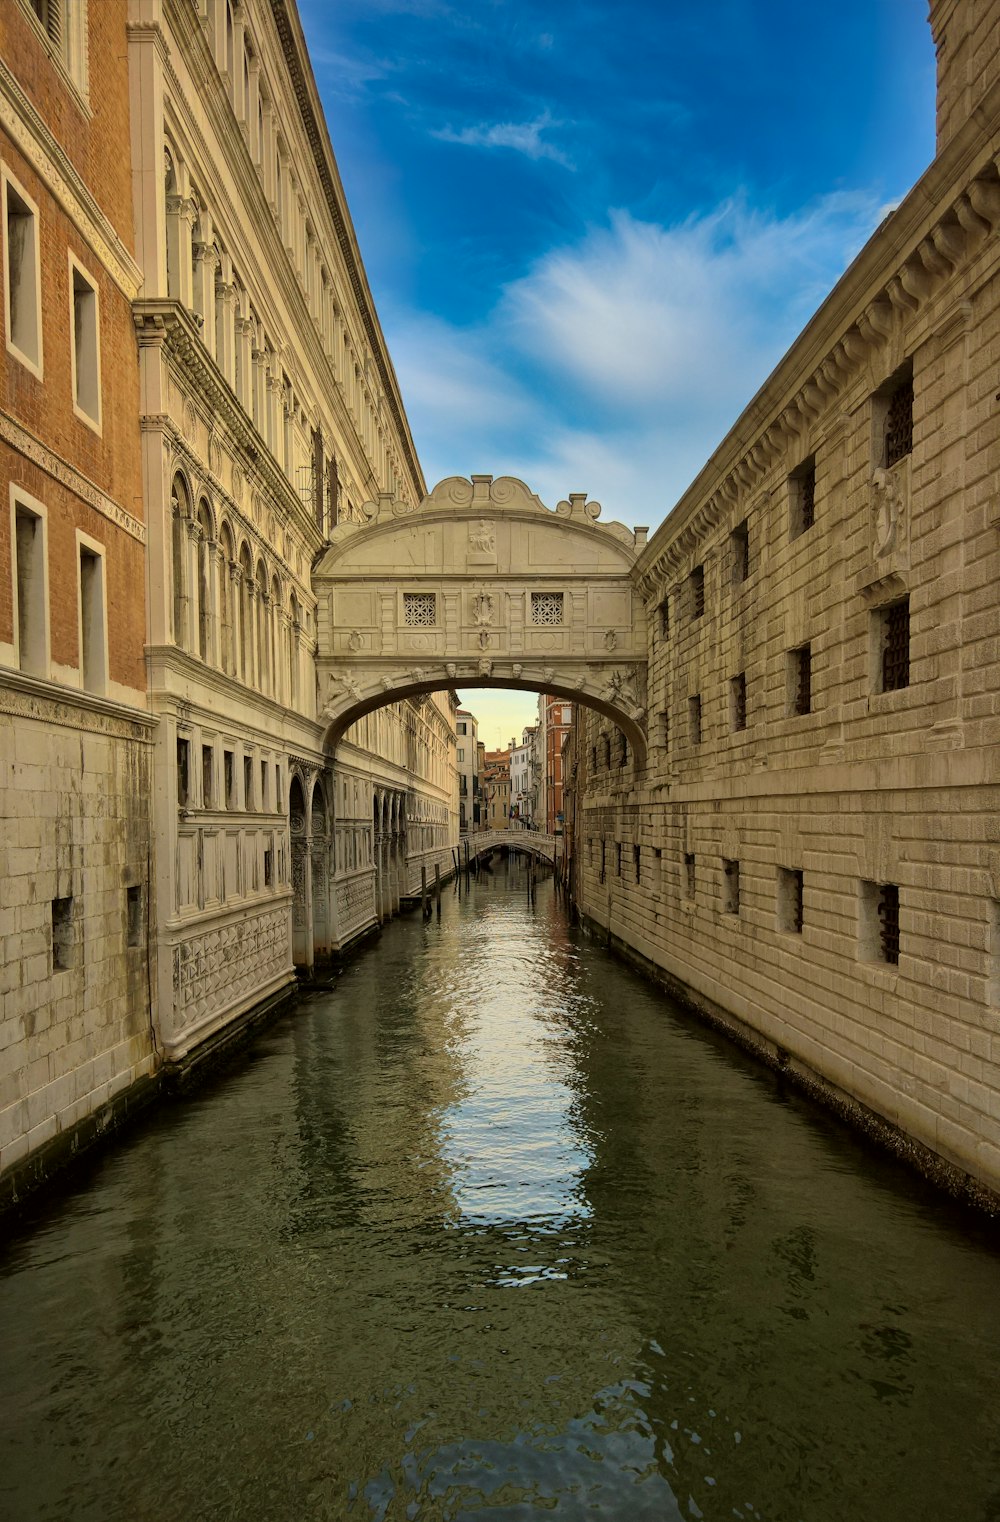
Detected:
left=421, top=865, right=429, bottom=919
left=434, top=862, right=441, bottom=917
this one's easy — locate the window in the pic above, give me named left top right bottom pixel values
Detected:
left=599, top=839, right=606, bottom=884
left=458, top=722, right=467, bottom=735
left=126, top=885, right=143, bottom=948
left=24, top=1, right=87, bottom=91
left=457, top=748, right=465, bottom=763
left=78, top=539, right=106, bottom=694
left=531, top=591, right=564, bottom=625
left=684, top=852, right=696, bottom=900
left=634, top=844, right=641, bottom=884
left=658, top=596, right=669, bottom=638
left=202, top=745, right=214, bottom=808
left=731, top=672, right=747, bottom=732
left=69, top=256, right=101, bottom=429
left=12, top=493, right=47, bottom=675
left=884, top=375, right=913, bottom=467
left=615, top=842, right=622, bottom=877
left=243, top=754, right=253, bottom=809
left=790, top=456, right=816, bottom=539
left=689, top=694, right=702, bottom=746
left=3, top=169, right=42, bottom=375
left=860, top=879, right=901, bottom=964
left=730, top=521, right=749, bottom=584
left=224, top=749, right=235, bottom=808
left=260, top=758, right=268, bottom=810
left=788, top=644, right=811, bottom=716
left=51, top=895, right=73, bottom=970
left=723, top=859, right=740, bottom=915
left=689, top=565, right=705, bottom=619
left=176, top=737, right=190, bottom=806
left=875, top=598, right=910, bottom=693
left=777, top=868, right=804, bottom=934
left=403, top=591, right=436, bottom=626
left=658, top=709, right=669, bottom=749
left=264, top=848, right=273, bottom=887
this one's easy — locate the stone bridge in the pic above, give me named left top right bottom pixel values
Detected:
left=313, top=475, right=650, bottom=765
left=464, top=829, right=561, bottom=865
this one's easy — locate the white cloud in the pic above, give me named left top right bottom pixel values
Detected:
left=389, top=191, right=887, bottom=530
left=433, top=110, right=572, bottom=166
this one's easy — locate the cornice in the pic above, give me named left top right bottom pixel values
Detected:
left=637, top=79, right=1000, bottom=589
left=0, top=667, right=155, bottom=737
left=134, top=299, right=322, bottom=556
left=0, top=57, right=141, bottom=297
left=0, top=407, right=146, bottom=543
left=269, top=0, right=425, bottom=499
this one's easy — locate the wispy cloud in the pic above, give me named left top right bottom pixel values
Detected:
left=433, top=110, right=572, bottom=167
left=387, top=191, right=887, bottom=526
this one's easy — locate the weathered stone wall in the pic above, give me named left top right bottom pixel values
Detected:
left=575, top=5, right=1000, bottom=1198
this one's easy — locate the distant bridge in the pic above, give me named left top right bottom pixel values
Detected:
left=462, top=830, right=560, bottom=865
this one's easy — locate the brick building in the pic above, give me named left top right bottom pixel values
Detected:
left=0, top=0, right=156, bottom=1188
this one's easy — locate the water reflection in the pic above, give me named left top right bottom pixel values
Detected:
left=1, top=867, right=999, bottom=1522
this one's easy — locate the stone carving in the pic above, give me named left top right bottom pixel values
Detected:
left=473, top=589, right=495, bottom=626
left=347, top=630, right=363, bottom=652
left=208, top=431, right=223, bottom=477
left=478, top=630, right=491, bottom=651
left=469, top=519, right=496, bottom=555
left=511, top=664, right=523, bottom=679
left=231, top=463, right=243, bottom=504
left=478, top=657, right=493, bottom=677
left=446, top=663, right=458, bottom=679
left=604, top=629, right=618, bottom=651
left=182, top=397, right=198, bottom=442
left=0, top=413, right=147, bottom=544
left=171, top=909, right=288, bottom=1032
left=328, top=669, right=362, bottom=703
left=871, top=465, right=906, bottom=558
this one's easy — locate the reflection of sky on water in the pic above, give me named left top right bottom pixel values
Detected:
left=434, top=898, right=594, bottom=1233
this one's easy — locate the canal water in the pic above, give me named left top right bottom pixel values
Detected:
left=2, top=868, right=999, bottom=1522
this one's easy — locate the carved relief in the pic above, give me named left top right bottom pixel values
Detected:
left=871, top=463, right=907, bottom=559
left=171, top=909, right=289, bottom=1032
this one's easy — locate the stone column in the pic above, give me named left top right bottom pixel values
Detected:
left=206, top=538, right=221, bottom=668
left=247, top=56, right=262, bottom=163
left=215, top=277, right=237, bottom=383
left=232, top=5, right=247, bottom=123
left=185, top=517, right=202, bottom=658
left=230, top=563, right=243, bottom=681
left=192, top=240, right=218, bottom=355
left=236, top=315, right=254, bottom=411
left=259, top=589, right=271, bottom=696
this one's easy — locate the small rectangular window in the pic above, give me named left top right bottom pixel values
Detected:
left=690, top=565, right=705, bottom=620
left=599, top=839, right=606, bottom=884
left=52, top=895, right=73, bottom=971
left=78, top=542, right=106, bottom=694
left=658, top=709, right=669, bottom=749
left=70, top=257, right=101, bottom=429
left=777, top=867, right=804, bottom=934
left=731, top=672, right=747, bottom=732
left=531, top=591, right=564, bottom=626
left=860, top=879, right=901, bottom=964
left=788, top=644, right=811, bottom=716
left=689, top=694, right=702, bottom=746
left=3, top=172, right=42, bottom=374
left=243, top=754, right=253, bottom=809
left=684, top=852, right=696, bottom=900
left=224, top=749, right=235, bottom=808
left=723, top=859, right=740, bottom=914
left=658, top=596, right=669, bottom=638
left=13, top=499, right=46, bottom=675
left=126, top=884, right=143, bottom=948
left=790, top=456, right=816, bottom=539
left=884, top=377, right=913, bottom=468
left=634, top=844, right=641, bottom=884
left=177, top=737, right=190, bottom=806
left=260, top=758, right=268, bottom=810
left=403, top=591, right=436, bottom=626
left=877, top=598, right=910, bottom=693
left=202, top=745, right=214, bottom=808
left=616, top=842, right=622, bottom=877
left=730, top=521, right=749, bottom=584
left=264, top=848, right=273, bottom=887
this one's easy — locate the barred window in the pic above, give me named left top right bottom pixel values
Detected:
left=731, top=521, right=749, bottom=584
left=878, top=883, right=900, bottom=964
left=788, top=644, right=811, bottom=716
left=659, top=596, right=669, bottom=638
left=879, top=598, right=910, bottom=692
left=884, top=378, right=913, bottom=468
left=689, top=694, right=702, bottom=745
left=723, top=859, right=740, bottom=915
left=403, top=592, right=436, bottom=626
left=731, top=672, right=747, bottom=732
left=684, top=852, right=696, bottom=900
left=778, top=867, right=804, bottom=934
left=531, top=591, right=564, bottom=625
left=790, top=456, right=816, bottom=539
left=690, top=565, right=705, bottom=620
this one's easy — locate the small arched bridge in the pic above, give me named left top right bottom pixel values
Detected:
left=464, top=829, right=561, bottom=865
left=314, top=474, right=650, bottom=765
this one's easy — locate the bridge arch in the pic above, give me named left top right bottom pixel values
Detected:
left=313, top=475, right=649, bottom=768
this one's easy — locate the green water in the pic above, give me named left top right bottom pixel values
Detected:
left=2, top=868, right=999, bottom=1521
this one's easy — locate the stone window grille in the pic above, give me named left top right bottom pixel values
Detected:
left=884, top=377, right=913, bottom=467
left=403, top=592, right=436, bottom=626
left=879, top=599, right=910, bottom=692
left=778, top=868, right=804, bottom=934
left=723, top=859, right=740, bottom=914
left=531, top=591, right=564, bottom=626
left=689, top=694, right=702, bottom=745
left=634, top=844, right=641, bottom=884
left=731, top=672, right=747, bottom=732
left=860, top=879, right=901, bottom=964
left=789, top=644, right=811, bottom=716
left=790, top=456, right=816, bottom=538
left=730, top=521, right=749, bottom=584
left=51, top=896, right=73, bottom=971
left=690, top=565, right=705, bottom=620
left=684, top=852, right=696, bottom=900
left=878, top=883, right=901, bottom=963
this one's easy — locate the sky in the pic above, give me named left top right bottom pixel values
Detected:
left=298, top=0, right=937, bottom=741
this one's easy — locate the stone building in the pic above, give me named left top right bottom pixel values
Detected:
left=128, top=0, right=457, bottom=1063
left=572, top=0, right=1000, bottom=1199
left=456, top=707, right=481, bottom=831
left=0, top=1, right=157, bottom=1186
left=510, top=725, right=535, bottom=828
left=483, top=746, right=511, bottom=830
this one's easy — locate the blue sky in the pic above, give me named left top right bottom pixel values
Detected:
left=298, top=0, right=936, bottom=738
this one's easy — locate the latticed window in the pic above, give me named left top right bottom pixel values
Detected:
left=881, top=598, right=910, bottom=691
left=878, top=883, right=900, bottom=964
left=731, top=521, right=749, bottom=584
left=731, top=672, right=747, bottom=732
left=690, top=565, right=705, bottom=619
left=531, top=591, right=564, bottom=625
left=403, top=592, right=436, bottom=626
left=884, top=377, right=913, bottom=468
left=791, top=644, right=811, bottom=716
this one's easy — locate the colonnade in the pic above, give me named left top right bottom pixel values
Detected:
left=373, top=787, right=406, bottom=923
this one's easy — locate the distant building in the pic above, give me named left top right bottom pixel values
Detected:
left=510, top=726, right=536, bottom=828
left=483, top=747, right=511, bottom=830
left=538, top=696, right=573, bottom=834
left=456, top=709, right=482, bottom=831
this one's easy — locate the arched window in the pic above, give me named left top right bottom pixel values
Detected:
left=255, top=560, right=268, bottom=692
left=219, top=522, right=235, bottom=675
left=238, top=543, right=253, bottom=683
left=196, top=499, right=213, bottom=662
left=171, top=474, right=191, bottom=649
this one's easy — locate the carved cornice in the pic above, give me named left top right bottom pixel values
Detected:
left=0, top=407, right=146, bottom=543
left=0, top=667, right=155, bottom=739
left=0, top=57, right=142, bottom=297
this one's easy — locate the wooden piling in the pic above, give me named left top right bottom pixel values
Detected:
left=434, top=862, right=441, bottom=917
left=421, top=865, right=429, bottom=919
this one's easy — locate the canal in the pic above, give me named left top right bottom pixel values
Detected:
left=2, top=867, right=999, bottom=1521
